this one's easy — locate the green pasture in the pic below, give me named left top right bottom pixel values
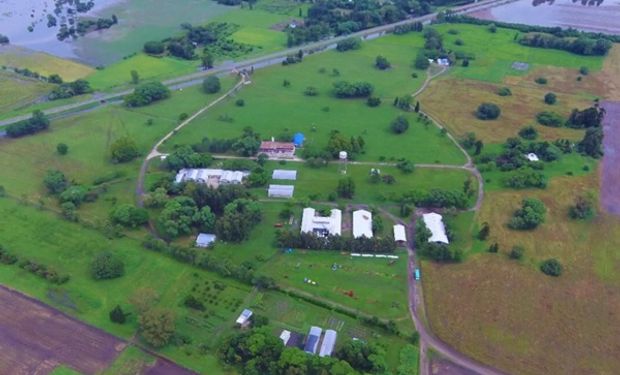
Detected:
left=0, top=71, right=53, bottom=113
left=86, top=54, right=198, bottom=91
left=49, top=366, right=83, bottom=375
left=433, top=23, right=605, bottom=83
left=165, top=33, right=466, bottom=165
left=101, top=346, right=155, bottom=375
left=248, top=161, right=475, bottom=205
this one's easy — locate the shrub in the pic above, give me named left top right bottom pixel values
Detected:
left=109, top=305, right=128, bottom=324
left=110, top=204, right=149, bottom=228
left=304, top=86, right=318, bottom=96
left=544, top=92, right=557, bottom=105
left=518, top=126, right=538, bottom=140
left=110, top=136, right=139, bottom=163
left=336, top=38, right=361, bottom=52
left=43, top=169, right=69, bottom=194
left=488, top=243, right=499, bottom=253
left=462, top=59, right=469, bottom=67
left=390, top=116, right=410, bottom=134
left=535, top=77, right=548, bottom=85
left=540, top=258, right=563, bottom=276
left=502, top=168, right=547, bottom=189
left=333, top=81, right=373, bottom=98
left=497, top=87, right=512, bottom=96
left=414, top=51, right=430, bottom=70
left=579, top=66, right=589, bottom=75
left=6, top=110, right=50, bottom=138
left=235, top=98, right=245, bottom=107
left=90, top=252, right=125, bottom=280
left=56, top=143, right=69, bottom=155
left=536, top=111, right=564, bottom=127
left=203, top=76, right=221, bottom=94
left=375, top=55, right=391, bottom=70
left=367, top=97, right=381, bottom=107
left=569, top=195, right=595, bottom=220
left=509, top=246, right=524, bottom=260
left=144, top=41, right=165, bottom=54
left=508, top=198, right=546, bottom=230
left=454, top=38, right=464, bottom=46
left=488, top=23, right=497, bottom=33
left=475, top=103, right=501, bottom=120
left=124, top=82, right=170, bottom=107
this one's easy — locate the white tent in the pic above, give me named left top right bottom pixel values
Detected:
left=526, top=153, right=540, bottom=162
left=272, top=169, right=297, bottom=180
left=393, top=224, right=407, bottom=242
left=319, top=329, right=337, bottom=357
left=422, top=213, right=449, bottom=244
left=352, top=210, right=373, bottom=238
left=268, top=184, right=294, bottom=198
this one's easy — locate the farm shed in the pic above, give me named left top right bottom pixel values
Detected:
left=352, top=210, right=373, bottom=238
left=272, top=169, right=298, bottom=180
left=319, top=329, right=337, bottom=357
left=301, top=208, right=342, bottom=236
left=268, top=184, right=295, bottom=198
left=393, top=224, right=407, bottom=243
left=304, top=326, right=322, bottom=354
left=195, top=233, right=216, bottom=248
left=259, top=141, right=295, bottom=158
left=422, top=213, right=449, bottom=244
left=235, top=309, right=253, bottom=327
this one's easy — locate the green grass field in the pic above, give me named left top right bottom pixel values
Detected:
left=433, top=24, right=605, bottom=83
left=0, top=71, right=53, bottom=113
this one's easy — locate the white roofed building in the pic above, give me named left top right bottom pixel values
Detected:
left=301, top=208, right=342, bottom=237
left=279, top=330, right=291, bottom=345
left=393, top=224, right=407, bottom=243
left=235, top=309, right=253, bottom=327
left=268, top=184, right=294, bottom=198
left=195, top=233, right=216, bottom=248
left=304, top=326, right=322, bottom=354
left=272, top=169, right=297, bottom=180
left=422, top=213, right=449, bottom=244
left=175, top=168, right=249, bottom=186
left=319, top=329, right=337, bottom=357
left=352, top=210, right=373, bottom=238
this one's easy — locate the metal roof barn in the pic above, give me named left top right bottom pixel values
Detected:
left=422, top=213, right=450, bottom=244
left=352, top=210, right=373, bottom=238
left=268, top=184, right=295, bottom=198
left=272, top=169, right=298, bottom=180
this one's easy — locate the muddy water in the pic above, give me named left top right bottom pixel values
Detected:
left=471, top=0, right=620, bottom=35
left=0, top=0, right=233, bottom=66
left=0, top=0, right=123, bottom=61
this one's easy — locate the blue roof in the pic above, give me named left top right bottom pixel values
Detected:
left=292, top=133, right=305, bottom=147
left=304, top=334, right=320, bottom=354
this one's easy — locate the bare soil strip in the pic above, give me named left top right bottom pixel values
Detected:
left=601, top=101, right=620, bottom=216
left=144, top=358, right=198, bottom=375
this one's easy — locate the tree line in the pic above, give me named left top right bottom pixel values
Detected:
left=275, top=230, right=397, bottom=253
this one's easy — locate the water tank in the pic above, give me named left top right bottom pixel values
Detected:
left=339, top=151, right=348, bottom=160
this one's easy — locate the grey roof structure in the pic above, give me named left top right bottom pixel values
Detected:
left=319, top=329, right=337, bottom=357
left=195, top=233, right=216, bottom=248
left=272, top=169, right=298, bottom=180
left=268, top=184, right=294, bottom=198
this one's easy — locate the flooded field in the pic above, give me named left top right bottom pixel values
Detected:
left=472, top=0, right=620, bottom=35
left=0, top=0, right=234, bottom=66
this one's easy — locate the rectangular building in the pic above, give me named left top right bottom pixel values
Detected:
left=272, top=169, right=298, bottom=180
left=422, top=213, right=450, bottom=244
left=352, top=210, right=373, bottom=239
left=304, top=326, right=322, bottom=354
left=393, top=224, right=407, bottom=243
left=175, top=168, right=249, bottom=186
left=301, top=208, right=342, bottom=237
left=268, top=184, right=294, bottom=198
left=319, top=329, right=337, bottom=357
left=259, top=141, right=296, bottom=159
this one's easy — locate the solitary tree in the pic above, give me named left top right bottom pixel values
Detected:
left=203, top=76, right=221, bottom=94
left=336, top=177, right=356, bottom=199
left=138, top=308, right=176, bottom=348
left=202, top=53, right=214, bottom=69
left=90, top=251, right=125, bottom=280
left=109, top=305, right=128, bottom=324
left=475, top=103, right=501, bottom=120
left=110, top=136, right=139, bottom=163
left=544, top=92, right=557, bottom=105
left=56, top=143, right=69, bottom=155
left=131, top=70, right=140, bottom=84
left=390, top=116, right=410, bottom=134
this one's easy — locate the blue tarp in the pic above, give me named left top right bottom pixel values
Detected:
left=293, top=133, right=305, bottom=147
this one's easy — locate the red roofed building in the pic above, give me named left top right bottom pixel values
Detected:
left=259, top=141, right=296, bottom=159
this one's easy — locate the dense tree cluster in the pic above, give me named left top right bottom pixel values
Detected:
left=5, top=110, right=50, bottom=138
left=536, top=111, right=564, bottom=127
left=401, top=189, right=469, bottom=209
left=508, top=198, right=546, bottom=230
left=164, top=145, right=213, bottom=171
left=502, top=168, right=547, bottom=189
left=475, top=103, right=501, bottom=120
left=0, top=34, right=9, bottom=44
left=158, top=197, right=216, bottom=239
left=110, top=136, right=139, bottom=163
left=216, top=199, right=262, bottom=242
left=276, top=230, right=397, bottom=253
left=494, top=137, right=561, bottom=171
left=566, top=105, right=605, bottom=129
left=48, top=79, right=92, bottom=100
left=518, top=33, right=612, bottom=56
left=336, top=37, right=362, bottom=52
left=333, top=81, right=374, bottom=98
left=325, top=130, right=366, bottom=159
left=124, top=82, right=170, bottom=107
left=110, top=204, right=149, bottom=228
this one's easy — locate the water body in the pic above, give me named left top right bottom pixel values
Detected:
left=0, top=0, right=234, bottom=66
left=471, top=0, right=620, bottom=35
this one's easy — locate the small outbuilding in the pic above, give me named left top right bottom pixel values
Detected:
left=235, top=309, right=253, bottom=327
left=393, top=224, right=407, bottom=243
left=352, top=210, right=373, bottom=239
left=195, top=233, right=216, bottom=248
left=526, top=153, right=540, bottom=162
left=319, top=329, right=337, bottom=357
left=422, top=213, right=449, bottom=244
left=268, top=184, right=295, bottom=198
left=304, top=326, right=322, bottom=354
left=272, top=169, right=298, bottom=180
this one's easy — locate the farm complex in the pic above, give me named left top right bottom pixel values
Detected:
left=0, top=0, right=619, bottom=374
